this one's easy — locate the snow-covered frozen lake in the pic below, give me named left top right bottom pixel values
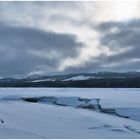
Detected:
left=0, top=88, right=140, bottom=138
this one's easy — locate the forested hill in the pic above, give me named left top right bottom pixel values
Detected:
left=0, top=72, right=140, bottom=88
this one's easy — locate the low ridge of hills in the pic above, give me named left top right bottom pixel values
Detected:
left=0, top=71, right=140, bottom=87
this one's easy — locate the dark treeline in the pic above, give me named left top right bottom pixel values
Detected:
left=0, top=77, right=140, bottom=88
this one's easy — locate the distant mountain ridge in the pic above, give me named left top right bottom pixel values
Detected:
left=0, top=71, right=140, bottom=87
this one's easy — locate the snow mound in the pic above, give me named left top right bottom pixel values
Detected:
left=30, top=79, right=55, bottom=82
left=0, top=88, right=140, bottom=138
left=63, top=76, right=94, bottom=81
left=0, top=128, right=46, bottom=139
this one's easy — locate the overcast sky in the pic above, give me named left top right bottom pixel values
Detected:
left=1, top=1, right=140, bottom=77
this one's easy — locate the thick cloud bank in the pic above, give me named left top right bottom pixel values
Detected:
left=0, top=1, right=140, bottom=77
left=0, top=23, right=82, bottom=77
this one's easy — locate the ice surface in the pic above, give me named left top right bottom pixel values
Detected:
left=56, top=97, right=84, bottom=107
left=116, top=108, right=140, bottom=122
left=0, top=88, right=139, bottom=138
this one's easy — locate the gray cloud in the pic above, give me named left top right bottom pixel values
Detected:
left=61, top=19, right=140, bottom=73
left=98, top=19, right=140, bottom=58
left=0, top=2, right=140, bottom=77
left=0, top=23, right=83, bottom=77
left=94, top=19, right=140, bottom=71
